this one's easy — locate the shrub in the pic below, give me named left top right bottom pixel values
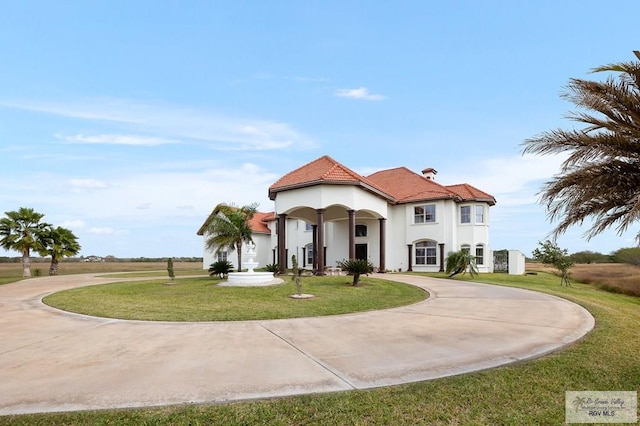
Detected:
left=264, top=263, right=279, bottom=274
left=208, top=260, right=234, bottom=279
left=336, top=258, right=374, bottom=286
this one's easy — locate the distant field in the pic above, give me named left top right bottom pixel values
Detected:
left=527, top=261, right=640, bottom=297
left=0, top=261, right=205, bottom=280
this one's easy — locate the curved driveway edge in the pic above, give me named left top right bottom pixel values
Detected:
left=0, top=273, right=594, bottom=415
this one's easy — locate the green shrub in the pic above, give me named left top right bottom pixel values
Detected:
left=264, top=263, right=279, bottom=273
left=208, top=260, right=233, bottom=278
left=336, top=258, right=374, bottom=286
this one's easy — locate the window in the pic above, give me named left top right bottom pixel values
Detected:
left=355, top=224, right=367, bottom=237
left=475, top=205, right=484, bottom=223
left=475, top=244, right=484, bottom=265
left=305, top=222, right=313, bottom=231
left=461, top=244, right=470, bottom=254
left=414, top=205, right=436, bottom=223
left=305, top=243, right=313, bottom=266
left=415, top=241, right=437, bottom=265
left=460, top=206, right=471, bottom=223
left=217, top=251, right=228, bottom=262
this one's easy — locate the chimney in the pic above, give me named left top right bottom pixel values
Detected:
left=422, top=167, right=437, bottom=181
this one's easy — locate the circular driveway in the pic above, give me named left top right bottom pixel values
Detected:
left=0, top=273, right=594, bottom=415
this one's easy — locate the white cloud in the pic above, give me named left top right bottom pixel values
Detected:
left=3, top=98, right=316, bottom=151
left=62, top=133, right=179, bottom=146
left=69, top=178, right=109, bottom=191
left=58, top=219, right=86, bottom=229
left=86, top=227, right=129, bottom=236
left=334, top=87, right=386, bottom=101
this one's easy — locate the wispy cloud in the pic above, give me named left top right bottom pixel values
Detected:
left=1, top=98, right=317, bottom=151
left=62, top=133, right=179, bottom=146
left=88, top=227, right=128, bottom=235
left=69, top=178, right=109, bottom=191
left=334, top=87, right=386, bottom=101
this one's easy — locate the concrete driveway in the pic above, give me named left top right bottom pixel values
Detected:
left=0, top=273, right=594, bottom=415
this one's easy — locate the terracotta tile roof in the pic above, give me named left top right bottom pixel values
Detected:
left=196, top=208, right=274, bottom=235
left=268, top=155, right=393, bottom=200
left=446, top=184, right=496, bottom=205
left=267, top=155, right=496, bottom=206
left=249, top=211, right=275, bottom=234
left=366, top=167, right=458, bottom=203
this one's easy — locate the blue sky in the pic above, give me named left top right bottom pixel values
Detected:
left=1, top=1, right=638, bottom=258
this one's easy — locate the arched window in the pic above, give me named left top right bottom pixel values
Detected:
left=355, top=224, right=367, bottom=237
left=461, top=244, right=470, bottom=254
left=475, top=244, right=484, bottom=265
left=415, top=241, right=437, bottom=265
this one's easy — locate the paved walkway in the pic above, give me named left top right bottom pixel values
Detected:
left=0, top=273, right=594, bottom=415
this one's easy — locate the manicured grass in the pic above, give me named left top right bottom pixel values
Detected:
left=3, top=271, right=640, bottom=425
left=94, top=269, right=207, bottom=278
left=43, top=276, right=427, bottom=321
left=0, top=261, right=204, bottom=281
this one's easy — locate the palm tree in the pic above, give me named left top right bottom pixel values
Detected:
left=0, top=207, right=51, bottom=277
left=39, top=226, right=82, bottom=276
left=204, top=203, right=258, bottom=272
left=522, top=52, right=640, bottom=243
left=445, top=250, right=478, bottom=278
left=336, top=258, right=374, bottom=286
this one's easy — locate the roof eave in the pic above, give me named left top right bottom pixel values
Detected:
left=269, top=180, right=396, bottom=203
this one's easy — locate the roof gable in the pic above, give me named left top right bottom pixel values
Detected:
left=268, top=155, right=393, bottom=201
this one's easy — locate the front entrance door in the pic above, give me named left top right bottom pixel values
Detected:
left=355, top=244, right=367, bottom=260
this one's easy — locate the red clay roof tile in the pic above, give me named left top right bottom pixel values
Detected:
left=269, top=155, right=495, bottom=205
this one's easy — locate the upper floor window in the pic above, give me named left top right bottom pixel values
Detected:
left=355, top=224, right=367, bottom=237
left=460, top=206, right=471, bottom=223
left=414, top=205, right=436, bottom=224
left=305, top=222, right=313, bottom=231
left=475, top=205, right=485, bottom=223
left=415, top=240, right=437, bottom=265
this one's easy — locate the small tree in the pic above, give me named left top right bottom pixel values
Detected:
left=204, top=203, right=258, bottom=273
left=291, top=255, right=302, bottom=295
left=532, top=240, right=574, bottom=286
left=208, top=260, right=234, bottom=279
left=337, top=258, right=374, bottom=286
left=610, top=247, right=640, bottom=266
left=167, top=257, right=175, bottom=281
left=0, top=207, right=51, bottom=277
left=445, top=250, right=478, bottom=278
left=39, top=226, right=81, bottom=276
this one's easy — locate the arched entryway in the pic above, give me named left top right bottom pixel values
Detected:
left=276, top=204, right=386, bottom=275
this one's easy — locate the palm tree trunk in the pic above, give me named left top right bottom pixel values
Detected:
left=22, top=249, right=31, bottom=278
left=236, top=241, right=243, bottom=272
left=49, top=257, right=59, bottom=276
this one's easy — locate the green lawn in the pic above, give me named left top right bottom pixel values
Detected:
left=3, top=272, right=640, bottom=425
left=43, top=275, right=427, bottom=321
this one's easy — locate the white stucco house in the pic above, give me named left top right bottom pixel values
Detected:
left=198, top=155, right=496, bottom=274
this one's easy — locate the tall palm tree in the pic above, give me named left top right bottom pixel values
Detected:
left=39, top=226, right=81, bottom=276
left=522, top=52, right=640, bottom=243
left=204, top=203, right=258, bottom=272
left=0, top=207, right=51, bottom=277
